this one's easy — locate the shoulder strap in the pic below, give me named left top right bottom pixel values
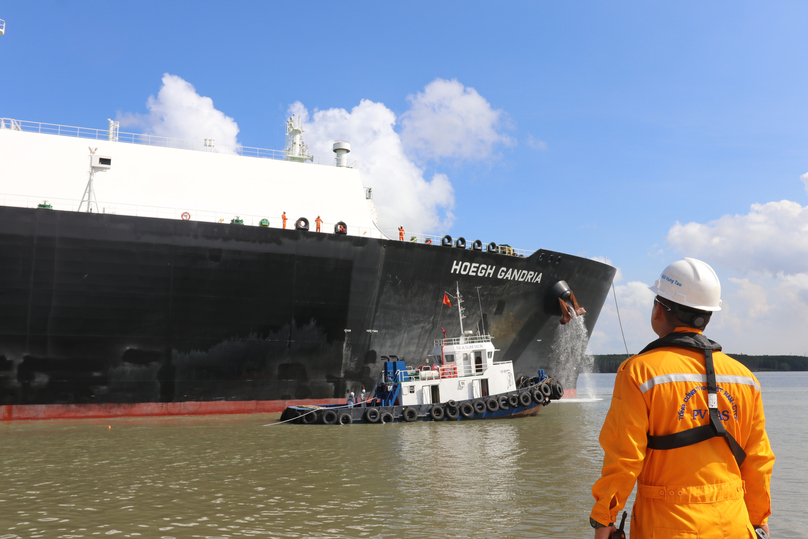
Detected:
left=643, top=338, right=746, bottom=467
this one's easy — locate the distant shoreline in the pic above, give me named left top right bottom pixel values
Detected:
left=592, top=354, right=808, bottom=373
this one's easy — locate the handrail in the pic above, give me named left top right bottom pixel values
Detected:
left=0, top=117, right=354, bottom=168
left=0, top=193, right=386, bottom=237
left=434, top=335, right=493, bottom=347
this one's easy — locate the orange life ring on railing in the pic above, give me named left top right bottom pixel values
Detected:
left=181, top=212, right=191, bottom=221
left=439, top=364, right=458, bottom=378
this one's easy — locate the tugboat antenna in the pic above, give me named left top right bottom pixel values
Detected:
left=455, top=281, right=465, bottom=336
left=476, top=286, right=485, bottom=335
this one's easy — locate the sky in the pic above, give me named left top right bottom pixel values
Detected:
left=1, top=2, right=807, bottom=356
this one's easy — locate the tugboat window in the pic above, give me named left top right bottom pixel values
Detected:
left=475, top=352, right=483, bottom=373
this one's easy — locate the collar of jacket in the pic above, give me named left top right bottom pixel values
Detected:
left=638, top=329, right=722, bottom=356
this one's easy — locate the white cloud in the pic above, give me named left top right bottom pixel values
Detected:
left=399, top=78, right=513, bottom=162
left=586, top=276, right=657, bottom=356
left=526, top=134, right=548, bottom=151
left=288, top=99, right=455, bottom=232
left=666, top=199, right=808, bottom=277
left=659, top=183, right=808, bottom=355
left=119, top=73, right=240, bottom=153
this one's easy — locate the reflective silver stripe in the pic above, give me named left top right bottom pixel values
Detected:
left=639, top=373, right=759, bottom=393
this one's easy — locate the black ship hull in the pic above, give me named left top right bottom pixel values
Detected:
left=0, top=206, right=615, bottom=419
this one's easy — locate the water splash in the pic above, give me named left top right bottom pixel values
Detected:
left=550, top=315, right=596, bottom=398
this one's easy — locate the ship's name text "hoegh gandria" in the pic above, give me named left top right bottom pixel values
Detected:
left=450, top=261, right=543, bottom=283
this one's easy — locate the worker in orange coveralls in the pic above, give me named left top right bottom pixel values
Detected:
left=590, top=258, right=774, bottom=539
left=315, top=216, right=323, bottom=232
left=282, top=212, right=287, bottom=229
left=398, top=226, right=404, bottom=241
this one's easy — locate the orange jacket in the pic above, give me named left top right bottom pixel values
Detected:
left=591, top=328, right=774, bottom=538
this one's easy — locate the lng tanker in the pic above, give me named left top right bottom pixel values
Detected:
left=0, top=117, right=616, bottom=420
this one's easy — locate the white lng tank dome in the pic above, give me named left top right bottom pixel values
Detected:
left=0, top=117, right=385, bottom=238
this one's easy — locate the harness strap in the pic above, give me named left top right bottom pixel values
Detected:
left=642, top=333, right=747, bottom=467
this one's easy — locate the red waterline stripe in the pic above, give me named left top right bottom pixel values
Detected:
left=0, top=398, right=344, bottom=421
left=1, top=391, right=578, bottom=421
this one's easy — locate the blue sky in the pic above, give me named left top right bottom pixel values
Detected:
left=2, top=2, right=807, bottom=355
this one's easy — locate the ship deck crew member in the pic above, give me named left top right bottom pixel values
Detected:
left=347, top=392, right=355, bottom=407
left=590, top=258, right=774, bottom=539
left=282, top=212, right=287, bottom=229
left=398, top=226, right=404, bottom=241
left=360, top=386, right=366, bottom=406
left=315, top=215, right=323, bottom=232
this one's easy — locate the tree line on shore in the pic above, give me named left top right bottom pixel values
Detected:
left=591, top=354, right=808, bottom=373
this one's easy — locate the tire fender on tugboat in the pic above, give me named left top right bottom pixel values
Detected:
left=430, top=405, right=445, bottom=420
left=364, top=407, right=380, bottom=423
left=403, top=407, right=418, bottom=422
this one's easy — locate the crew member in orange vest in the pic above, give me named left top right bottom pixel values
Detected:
left=315, top=215, right=323, bottom=232
left=398, top=226, right=404, bottom=241
left=282, top=212, right=287, bottom=229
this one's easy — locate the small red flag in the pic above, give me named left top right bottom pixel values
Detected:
left=442, top=293, right=452, bottom=306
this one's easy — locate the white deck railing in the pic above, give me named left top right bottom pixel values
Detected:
left=0, top=117, right=357, bottom=168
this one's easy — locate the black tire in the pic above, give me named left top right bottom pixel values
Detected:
left=473, top=400, right=487, bottom=415
left=498, top=395, right=509, bottom=410
left=455, top=237, right=466, bottom=249
left=321, top=410, right=338, bottom=425
left=532, top=388, right=544, bottom=404
left=364, top=407, right=381, bottom=423
left=334, top=221, right=348, bottom=234
left=508, top=394, right=520, bottom=408
left=337, top=412, right=353, bottom=425
left=380, top=411, right=394, bottom=424
left=302, top=410, right=318, bottom=424
left=540, top=383, right=552, bottom=397
left=430, top=405, right=445, bottom=420
left=441, top=235, right=453, bottom=247
left=486, top=398, right=499, bottom=413
left=445, top=406, right=459, bottom=420
left=519, top=392, right=532, bottom=407
left=472, top=239, right=483, bottom=251
left=446, top=400, right=457, bottom=408
left=403, top=407, right=418, bottom=422
left=553, top=381, right=565, bottom=399
left=295, top=217, right=309, bottom=231
left=487, top=241, right=497, bottom=252
left=459, top=402, right=474, bottom=418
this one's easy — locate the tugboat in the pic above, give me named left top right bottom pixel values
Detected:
left=281, top=286, right=565, bottom=425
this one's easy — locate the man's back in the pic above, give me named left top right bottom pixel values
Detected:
left=594, top=330, right=774, bottom=537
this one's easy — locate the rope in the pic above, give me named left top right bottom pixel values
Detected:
left=612, top=282, right=631, bottom=357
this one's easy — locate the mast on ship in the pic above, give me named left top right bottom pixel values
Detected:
left=455, top=282, right=466, bottom=337
left=285, top=115, right=313, bottom=163
left=78, top=147, right=112, bottom=213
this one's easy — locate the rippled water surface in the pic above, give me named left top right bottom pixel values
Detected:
left=1, top=372, right=803, bottom=538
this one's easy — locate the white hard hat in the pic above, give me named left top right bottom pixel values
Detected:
left=350, top=392, right=355, bottom=396
left=648, top=257, right=722, bottom=311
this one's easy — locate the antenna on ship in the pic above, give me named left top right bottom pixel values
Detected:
left=79, top=147, right=112, bottom=213
left=455, top=282, right=466, bottom=336
left=285, top=115, right=313, bottom=162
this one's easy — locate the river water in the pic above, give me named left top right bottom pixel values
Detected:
left=1, top=371, right=804, bottom=539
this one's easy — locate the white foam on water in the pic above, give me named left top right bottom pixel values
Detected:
left=550, top=315, right=597, bottom=398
